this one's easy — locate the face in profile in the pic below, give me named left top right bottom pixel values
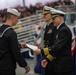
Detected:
left=12, top=16, right=19, bottom=26
left=52, top=16, right=61, bottom=27
left=43, top=13, right=51, bottom=22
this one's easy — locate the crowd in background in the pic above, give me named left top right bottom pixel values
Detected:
left=0, top=0, right=75, bottom=23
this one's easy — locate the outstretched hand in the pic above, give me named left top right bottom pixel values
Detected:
left=33, top=49, right=41, bottom=54
left=20, top=43, right=27, bottom=48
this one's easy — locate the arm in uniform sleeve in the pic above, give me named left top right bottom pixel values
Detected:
left=41, top=47, right=55, bottom=62
left=49, top=30, right=71, bottom=53
left=9, top=30, right=28, bottom=68
left=45, top=54, right=55, bottom=62
left=41, top=47, right=49, bottom=56
left=44, top=29, right=72, bottom=61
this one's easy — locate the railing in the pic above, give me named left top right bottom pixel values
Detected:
left=55, top=5, right=76, bottom=12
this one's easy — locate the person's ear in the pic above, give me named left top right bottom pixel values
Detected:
left=11, top=16, right=13, bottom=20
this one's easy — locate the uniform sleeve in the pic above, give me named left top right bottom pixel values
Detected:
left=50, top=30, right=71, bottom=54
left=41, top=29, right=71, bottom=61
left=41, top=47, right=55, bottom=62
left=9, top=30, right=28, bottom=68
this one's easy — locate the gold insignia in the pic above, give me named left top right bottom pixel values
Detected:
left=46, top=54, right=55, bottom=61
left=44, top=47, right=49, bottom=56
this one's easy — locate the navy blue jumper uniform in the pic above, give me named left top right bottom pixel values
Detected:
left=0, top=25, right=28, bottom=75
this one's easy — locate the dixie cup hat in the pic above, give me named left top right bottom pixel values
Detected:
left=7, top=8, right=21, bottom=17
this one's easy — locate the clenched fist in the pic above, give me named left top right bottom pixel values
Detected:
left=25, top=66, right=30, bottom=74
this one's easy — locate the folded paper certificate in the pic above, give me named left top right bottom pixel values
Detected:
left=26, top=44, right=38, bottom=51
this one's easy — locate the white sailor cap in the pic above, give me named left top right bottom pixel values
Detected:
left=51, top=9, right=66, bottom=15
left=43, top=6, right=55, bottom=11
left=42, top=6, right=53, bottom=15
left=7, top=8, right=21, bottom=17
left=49, top=7, right=66, bottom=18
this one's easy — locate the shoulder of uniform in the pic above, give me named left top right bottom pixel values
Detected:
left=0, top=26, right=14, bottom=38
